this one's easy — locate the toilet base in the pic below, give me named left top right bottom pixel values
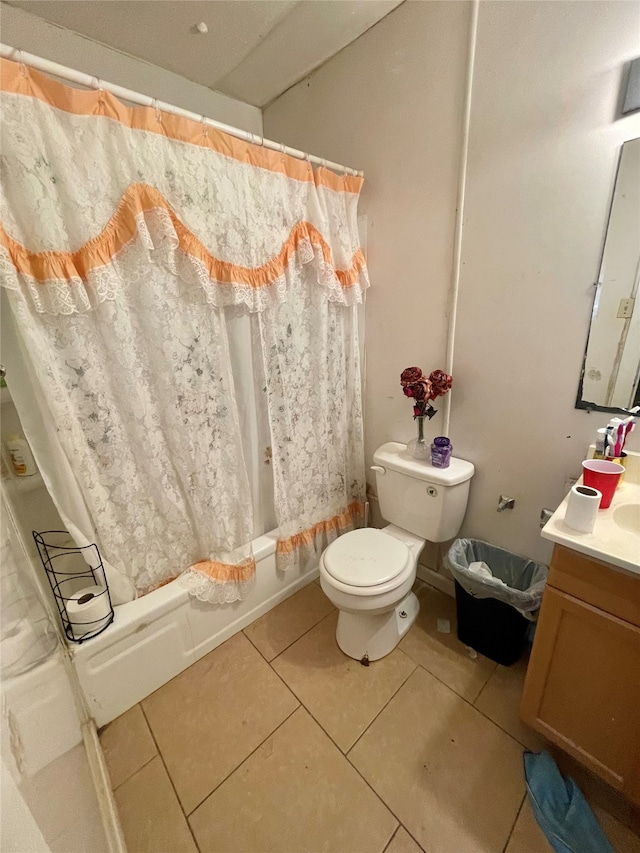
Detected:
left=335, top=592, right=420, bottom=662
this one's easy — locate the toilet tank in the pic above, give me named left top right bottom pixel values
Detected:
left=372, top=442, right=475, bottom=542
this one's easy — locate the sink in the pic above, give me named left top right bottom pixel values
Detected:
left=613, top=503, right=640, bottom=535
left=541, top=450, right=640, bottom=575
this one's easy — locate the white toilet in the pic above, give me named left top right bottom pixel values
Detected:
left=320, top=441, right=475, bottom=661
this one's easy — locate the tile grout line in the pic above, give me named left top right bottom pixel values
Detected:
left=243, top=602, right=337, bottom=665
left=341, top=662, right=525, bottom=853
left=501, top=792, right=527, bottom=853
left=337, top=667, right=428, bottom=853
left=403, top=654, right=537, bottom=753
left=382, top=825, right=402, bottom=853
left=259, top=611, right=525, bottom=850
left=139, top=703, right=202, bottom=853
left=262, top=652, right=421, bottom=850
left=184, top=703, right=301, bottom=819
left=344, top=655, right=419, bottom=755
left=382, top=823, right=427, bottom=853
left=471, top=665, right=494, bottom=706
left=109, top=751, right=158, bottom=794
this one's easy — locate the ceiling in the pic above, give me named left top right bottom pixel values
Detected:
left=6, top=0, right=403, bottom=107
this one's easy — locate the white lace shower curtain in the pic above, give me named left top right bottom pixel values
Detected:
left=0, top=58, right=368, bottom=603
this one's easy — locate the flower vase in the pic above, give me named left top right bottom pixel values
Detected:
left=408, top=415, right=430, bottom=460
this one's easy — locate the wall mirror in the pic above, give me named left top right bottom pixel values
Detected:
left=577, top=137, right=640, bottom=413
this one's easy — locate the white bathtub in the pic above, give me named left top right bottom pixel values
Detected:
left=72, top=531, right=318, bottom=727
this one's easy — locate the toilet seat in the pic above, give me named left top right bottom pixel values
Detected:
left=323, top=528, right=410, bottom=587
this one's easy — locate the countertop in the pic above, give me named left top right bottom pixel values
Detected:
left=541, top=450, right=640, bottom=577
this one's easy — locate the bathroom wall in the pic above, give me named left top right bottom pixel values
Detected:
left=264, top=0, right=470, bottom=474
left=264, top=0, right=640, bottom=566
left=0, top=2, right=263, bottom=135
left=451, top=0, right=640, bottom=562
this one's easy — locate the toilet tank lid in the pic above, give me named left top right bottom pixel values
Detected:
left=373, top=442, right=475, bottom=486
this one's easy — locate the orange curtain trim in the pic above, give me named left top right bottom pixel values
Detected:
left=0, top=58, right=364, bottom=194
left=191, top=558, right=256, bottom=583
left=0, top=183, right=367, bottom=288
left=276, top=501, right=365, bottom=554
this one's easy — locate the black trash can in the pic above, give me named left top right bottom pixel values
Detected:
left=444, top=539, right=548, bottom=666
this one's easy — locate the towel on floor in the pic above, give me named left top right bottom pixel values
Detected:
left=523, top=751, right=615, bottom=853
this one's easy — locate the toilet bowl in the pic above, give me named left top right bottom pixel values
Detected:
left=320, top=524, right=424, bottom=661
left=320, top=442, right=475, bottom=662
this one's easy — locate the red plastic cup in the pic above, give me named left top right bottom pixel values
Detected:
left=581, top=459, right=624, bottom=509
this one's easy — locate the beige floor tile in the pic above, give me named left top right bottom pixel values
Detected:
left=243, top=581, right=334, bottom=661
left=272, top=611, right=416, bottom=751
left=189, top=707, right=398, bottom=853
left=399, top=585, right=496, bottom=702
left=100, top=704, right=157, bottom=790
left=349, top=667, right=525, bottom=853
left=505, top=797, right=640, bottom=853
left=142, top=632, right=298, bottom=814
left=474, top=658, right=547, bottom=751
left=597, top=807, right=640, bottom=853
left=504, top=798, right=549, bottom=853
left=385, top=826, right=424, bottom=853
left=114, top=756, right=197, bottom=853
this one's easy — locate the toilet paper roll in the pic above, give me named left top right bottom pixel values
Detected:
left=564, top=484, right=602, bottom=534
left=66, top=585, right=112, bottom=639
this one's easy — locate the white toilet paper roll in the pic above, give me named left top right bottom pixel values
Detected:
left=564, top=484, right=602, bottom=534
left=66, top=585, right=112, bottom=639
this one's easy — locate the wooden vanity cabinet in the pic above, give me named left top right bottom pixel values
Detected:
left=520, top=545, right=640, bottom=806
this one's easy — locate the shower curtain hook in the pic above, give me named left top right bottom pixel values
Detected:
left=153, top=99, right=162, bottom=123
left=91, top=76, right=105, bottom=105
left=200, top=115, right=209, bottom=138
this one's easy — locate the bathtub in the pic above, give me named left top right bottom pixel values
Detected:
left=72, top=530, right=318, bottom=727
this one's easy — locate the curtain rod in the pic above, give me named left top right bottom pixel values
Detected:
left=0, top=44, right=364, bottom=178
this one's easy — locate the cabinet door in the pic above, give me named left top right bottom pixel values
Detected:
left=521, top=586, right=640, bottom=804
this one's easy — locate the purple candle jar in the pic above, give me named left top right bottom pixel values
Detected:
left=431, top=436, right=452, bottom=469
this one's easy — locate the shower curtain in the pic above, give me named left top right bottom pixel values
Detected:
left=0, top=57, right=368, bottom=604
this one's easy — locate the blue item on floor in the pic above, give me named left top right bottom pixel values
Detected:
left=523, top=751, right=615, bottom=853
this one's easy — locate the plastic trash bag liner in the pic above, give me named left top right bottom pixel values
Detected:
left=445, top=538, right=548, bottom=620
left=524, top=751, right=615, bottom=853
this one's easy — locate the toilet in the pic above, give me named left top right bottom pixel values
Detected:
left=320, top=441, right=475, bottom=661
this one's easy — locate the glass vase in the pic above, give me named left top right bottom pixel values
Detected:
left=408, top=415, right=430, bottom=460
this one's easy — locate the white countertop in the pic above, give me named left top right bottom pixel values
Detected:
left=541, top=450, right=640, bottom=577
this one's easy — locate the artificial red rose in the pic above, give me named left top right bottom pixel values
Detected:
left=409, top=380, right=432, bottom=401
left=403, top=386, right=415, bottom=398
left=428, top=369, right=452, bottom=398
left=400, top=366, right=424, bottom=386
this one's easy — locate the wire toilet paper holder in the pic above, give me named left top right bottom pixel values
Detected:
left=33, top=530, right=114, bottom=643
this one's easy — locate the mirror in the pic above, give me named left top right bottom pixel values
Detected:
left=577, top=137, right=640, bottom=413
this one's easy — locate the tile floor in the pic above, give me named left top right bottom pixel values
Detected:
left=100, top=580, right=640, bottom=853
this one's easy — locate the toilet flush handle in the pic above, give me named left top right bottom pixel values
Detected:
left=370, top=465, right=386, bottom=475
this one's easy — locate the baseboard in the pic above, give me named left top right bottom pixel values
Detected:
left=416, top=565, right=455, bottom=598
left=82, top=721, right=126, bottom=853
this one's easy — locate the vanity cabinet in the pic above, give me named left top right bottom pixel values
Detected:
left=521, top=545, right=640, bottom=806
